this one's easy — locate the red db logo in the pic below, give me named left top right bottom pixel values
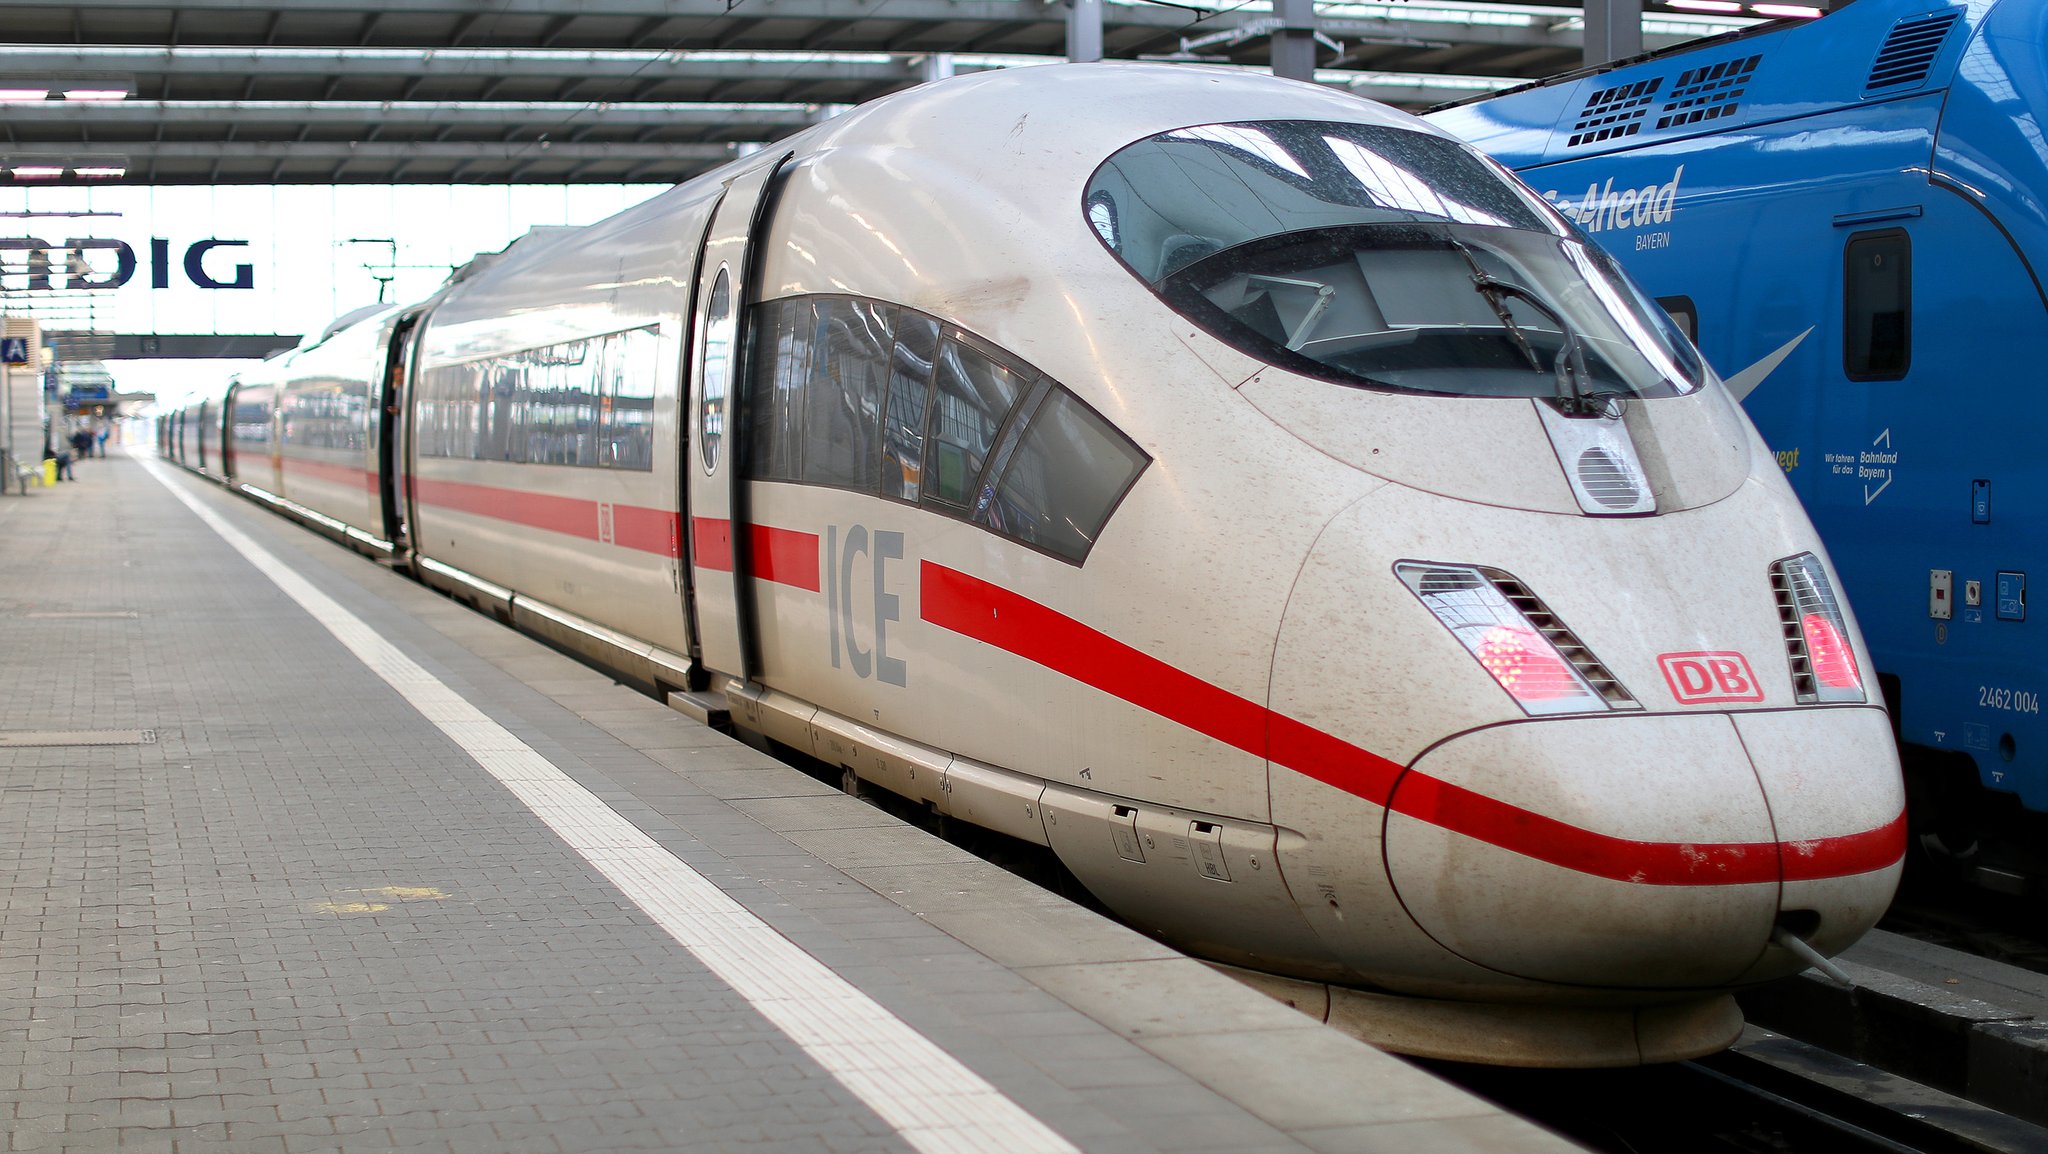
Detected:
left=1658, top=651, right=1765, bottom=704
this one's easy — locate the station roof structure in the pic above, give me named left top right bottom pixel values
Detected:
left=0, top=0, right=1760, bottom=186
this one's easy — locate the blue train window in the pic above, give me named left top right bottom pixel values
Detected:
left=1655, top=296, right=1698, bottom=344
left=1845, top=230, right=1910, bottom=381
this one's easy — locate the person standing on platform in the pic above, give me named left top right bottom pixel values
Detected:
left=94, top=422, right=109, bottom=458
left=70, top=427, right=92, bottom=464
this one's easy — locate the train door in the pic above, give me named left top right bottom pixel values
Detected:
left=197, top=400, right=212, bottom=473
left=379, top=311, right=422, bottom=550
left=684, top=149, right=794, bottom=683
left=220, top=386, right=238, bottom=480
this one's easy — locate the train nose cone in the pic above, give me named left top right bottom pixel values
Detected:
left=1383, top=711, right=1903, bottom=989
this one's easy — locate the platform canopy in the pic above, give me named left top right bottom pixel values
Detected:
left=0, top=0, right=1757, bottom=185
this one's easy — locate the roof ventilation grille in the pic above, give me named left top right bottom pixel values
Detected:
left=1865, top=10, right=1960, bottom=93
left=1568, top=77, right=1664, bottom=147
left=1655, top=54, right=1761, bottom=130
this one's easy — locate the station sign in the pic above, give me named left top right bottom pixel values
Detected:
left=0, top=184, right=665, bottom=342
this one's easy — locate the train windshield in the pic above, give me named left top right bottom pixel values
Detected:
left=1086, top=121, right=1703, bottom=401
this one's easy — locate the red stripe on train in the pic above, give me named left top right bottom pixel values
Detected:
left=690, top=518, right=822, bottom=593
left=278, top=455, right=379, bottom=492
left=414, top=477, right=680, bottom=557
left=917, top=559, right=1904, bottom=886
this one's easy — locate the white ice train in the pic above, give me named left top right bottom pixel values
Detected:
left=164, top=63, right=1906, bottom=1066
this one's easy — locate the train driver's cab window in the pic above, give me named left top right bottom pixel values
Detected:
left=1844, top=229, right=1909, bottom=380
left=745, top=295, right=1148, bottom=564
left=1084, top=120, right=1704, bottom=406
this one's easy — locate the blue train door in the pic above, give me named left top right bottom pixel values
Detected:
left=685, top=149, right=793, bottom=684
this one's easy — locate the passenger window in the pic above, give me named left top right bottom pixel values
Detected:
left=980, top=388, right=1148, bottom=563
left=700, top=269, right=734, bottom=472
left=802, top=298, right=891, bottom=490
left=748, top=297, right=816, bottom=483
left=601, top=328, right=658, bottom=470
left=1845, top=230, right=1909, bottom=380
left=926, top=339, right=1029, bottom=509
left=883, top=314, right=939, bottom=502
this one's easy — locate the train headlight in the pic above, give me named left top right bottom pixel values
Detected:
left=1397, top=562, right=1635, bottom=716
left=1772, top=553, right=1865, bottom=703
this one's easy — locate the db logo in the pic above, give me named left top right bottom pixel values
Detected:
left=1658, top=651, right=1765, bottom=704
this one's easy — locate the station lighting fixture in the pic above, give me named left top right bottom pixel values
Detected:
left=2, top=155, right=129, bottom=181
left=1667, top=0, right=1820, bottom=14
left=0, top=74, right=134, bottom=102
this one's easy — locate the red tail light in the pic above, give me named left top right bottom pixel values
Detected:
left=1476, top=625, right=1584, bottom=701
left=1397, top=563, right=1617, bottom=716
left=1772, top=553, right=1866, bottom=704
left=1800, top=612, right=1862, bottom=690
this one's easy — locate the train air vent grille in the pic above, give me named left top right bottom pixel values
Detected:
left=1770, top=563, right=1820, bottom=702
left=1576, top=447, right=1644, bottom=509
left=1415, top=569, right=1487, bottom=597
left=1654, top=54, right=1761, bottom=130
left=1865, top=10, right=1960, bottom=93
left=1569, top=77, right=1664, bottom=147
left=1484, top=571, right=1639, bottom=708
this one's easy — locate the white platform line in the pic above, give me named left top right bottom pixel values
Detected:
left=143, top=461, right=1079, bottom=1154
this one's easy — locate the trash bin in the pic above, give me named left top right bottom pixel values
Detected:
left=41, top=459, right=55, bottom=486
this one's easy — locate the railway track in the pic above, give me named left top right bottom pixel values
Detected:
left=1430, top=1029, right=2048, bottom=1154
left=1881, top=870, right=2048, bottom=979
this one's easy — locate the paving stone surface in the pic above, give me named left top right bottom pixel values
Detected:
left=0, top=450, right=1575, bottom=1153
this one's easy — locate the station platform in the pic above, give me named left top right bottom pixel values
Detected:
left=0, top=449, right=1581, bottom=1154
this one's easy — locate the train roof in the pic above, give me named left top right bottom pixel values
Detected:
left=1430, top=0, right=1989, bottom=163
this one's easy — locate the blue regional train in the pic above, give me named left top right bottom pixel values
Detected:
left=1433, top=0, right=2048, bottom=888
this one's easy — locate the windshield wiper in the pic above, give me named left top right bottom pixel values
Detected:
left=1448, top=240, right=1607, bottom=417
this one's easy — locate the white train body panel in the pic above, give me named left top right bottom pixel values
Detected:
left=273, top=308, right=400, bottom=538
left=224, top=378, right=278, bottom=494
left=165, top=63, right=1909, bottom=1065
left=408, top=188, right=718, bottom=659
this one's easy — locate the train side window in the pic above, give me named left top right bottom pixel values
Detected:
left=416, top=327, right=656, bottom=470
left=419, top=361, right=483, bottom=461
left=601, top=328, right=658, bottom=470
left=924, top=338, right=1030, bottom=509
left=802, top=298, right=891, bottom=490
left=882, top=313, right=939, bottom=502
left=700, top=269, right=734, bottom=473
left=1845, top=229, right=1910, bottom=380
left=1655, top=295, right=1698, bottom=344
left=747, top=296, right=817, bottom=483
left=978, top=387, right=1149, bottom=563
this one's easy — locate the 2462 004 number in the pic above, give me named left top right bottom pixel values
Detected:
left=1978, top=686, right=2041, bottom=714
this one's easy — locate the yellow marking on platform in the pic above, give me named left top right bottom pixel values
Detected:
left=317, top=901, right=390, bottom=914
left=360, top=886, right=448, bottom=901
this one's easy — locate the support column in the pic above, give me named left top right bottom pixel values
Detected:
left=1272, top=0, right=1318, bottom=81
left=1068, top=0, right=1103, bottom=64
left=1584, top=0, right=1644, bottom=67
